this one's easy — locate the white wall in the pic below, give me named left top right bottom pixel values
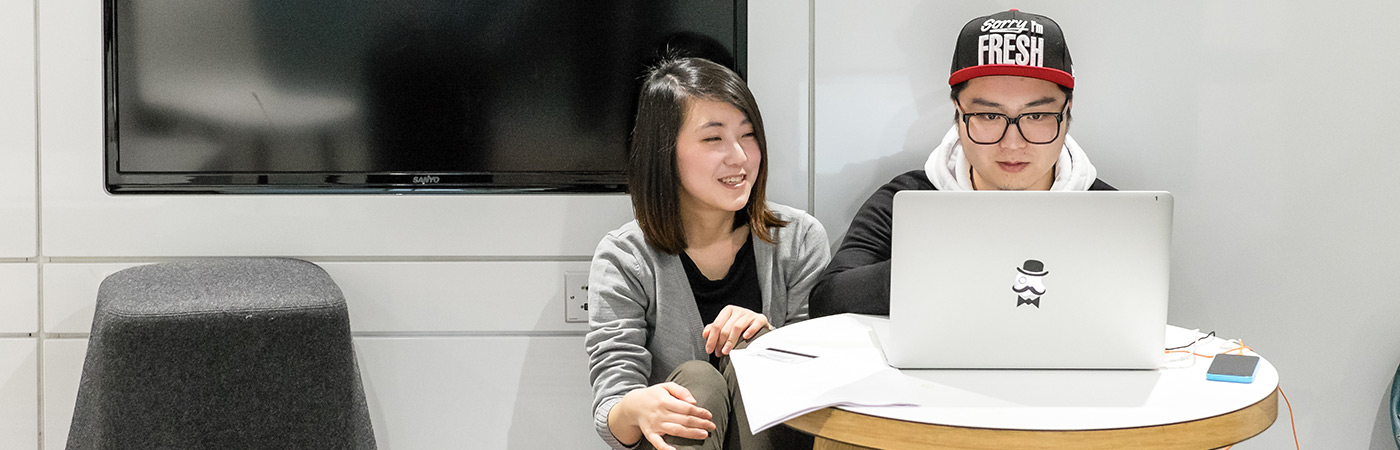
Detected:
left=813, top=1, right=1400, bottom=448
left=8, top=0, right=1393, bottom=449
left=1, top=0, right=38, bottom=448
left=748, top=0, right=813, bottom=211
left=0, top=0, right=37, bottom=260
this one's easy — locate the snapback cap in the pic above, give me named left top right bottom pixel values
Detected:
left=949, top=9, right=1073, bottom=88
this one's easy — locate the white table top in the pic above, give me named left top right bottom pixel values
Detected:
left=738, top=314, right=1278, bottom=431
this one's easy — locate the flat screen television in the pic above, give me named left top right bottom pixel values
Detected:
left=104, top=0, right=746, bottom=194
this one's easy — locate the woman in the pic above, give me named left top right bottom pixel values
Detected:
left=585, top=57, right=829, bottom=450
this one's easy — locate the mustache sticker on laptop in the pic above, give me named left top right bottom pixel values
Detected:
left=1012, top=259, right=1048, bottom=308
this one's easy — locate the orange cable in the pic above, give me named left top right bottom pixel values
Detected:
left=1162, top=334, right=1252, bottom=358
left=1163, top=349, right=1254, bottom=358
left=1163, top=350, right=1218, bottom=358
left=1279, top=386, right=1300, bottom=449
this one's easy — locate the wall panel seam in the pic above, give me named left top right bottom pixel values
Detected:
left=807, top=0, right=816, bottom=215
left=33, top=0, right=46, bottom=448
left=42, top=256, right=594, bottom=264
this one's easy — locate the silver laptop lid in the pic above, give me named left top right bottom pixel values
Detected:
left=885, top=191, right=1172, bottom=369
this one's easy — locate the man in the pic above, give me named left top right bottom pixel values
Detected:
left=810, top=9, right=1115, bottom=317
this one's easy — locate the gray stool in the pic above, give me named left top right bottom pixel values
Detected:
left=67, top=258, right=376, bottom=450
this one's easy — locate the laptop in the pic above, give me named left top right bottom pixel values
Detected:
left=881, top=190, right=1172, bottom=369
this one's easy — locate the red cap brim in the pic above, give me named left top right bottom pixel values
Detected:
left=949, top=64, right=1074, bottom=89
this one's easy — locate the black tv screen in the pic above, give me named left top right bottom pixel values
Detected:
left=104, top=0, right=746, bottom=193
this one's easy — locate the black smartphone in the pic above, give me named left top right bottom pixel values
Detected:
left=1205, top=354, right=1260, bottom=383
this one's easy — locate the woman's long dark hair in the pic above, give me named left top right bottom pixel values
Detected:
left=628, top=57, right=787, bottom=254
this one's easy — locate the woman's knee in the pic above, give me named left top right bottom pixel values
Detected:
left=669, top=360, right=725, bottom=391
left=667, top=360, right=730, bottom=414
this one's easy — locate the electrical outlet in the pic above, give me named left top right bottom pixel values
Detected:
left=564, top=271, right=590, bottom=323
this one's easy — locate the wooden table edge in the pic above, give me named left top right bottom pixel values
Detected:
left=785, top=386, right=1280, bottom=450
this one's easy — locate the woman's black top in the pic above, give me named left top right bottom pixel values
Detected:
left=680, top=234, right=763, bottom=329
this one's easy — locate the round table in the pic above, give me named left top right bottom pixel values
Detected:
left=737, top=314, right=1280, bottom=450
left=786, top=390, right=1277, bottom=449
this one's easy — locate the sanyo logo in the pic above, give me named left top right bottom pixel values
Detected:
left=412, top=175, right=441, bottom=185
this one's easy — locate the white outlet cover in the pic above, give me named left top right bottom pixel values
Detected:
left=564, top=271, right=589, bottom=323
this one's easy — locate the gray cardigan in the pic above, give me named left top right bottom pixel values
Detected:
left=585, top=203, right=830, bottom=448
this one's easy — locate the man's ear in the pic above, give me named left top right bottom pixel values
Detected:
left=1063, top=100, right=1073, bottom=130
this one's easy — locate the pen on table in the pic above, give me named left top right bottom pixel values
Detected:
left=767, top=347, right=817, bottom=359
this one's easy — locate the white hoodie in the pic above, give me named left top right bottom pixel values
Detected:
left=923, top=125, right=1098, bottom=191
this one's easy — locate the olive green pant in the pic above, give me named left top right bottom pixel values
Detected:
left=639, top=328, right=813, bottom=450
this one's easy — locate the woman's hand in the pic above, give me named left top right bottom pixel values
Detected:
left=609, top=383, right=716, bottom=450
left=702, top=305, right=770, bottom=357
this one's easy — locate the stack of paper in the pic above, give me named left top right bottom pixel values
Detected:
left=729, top=315, right=920, bottom=433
